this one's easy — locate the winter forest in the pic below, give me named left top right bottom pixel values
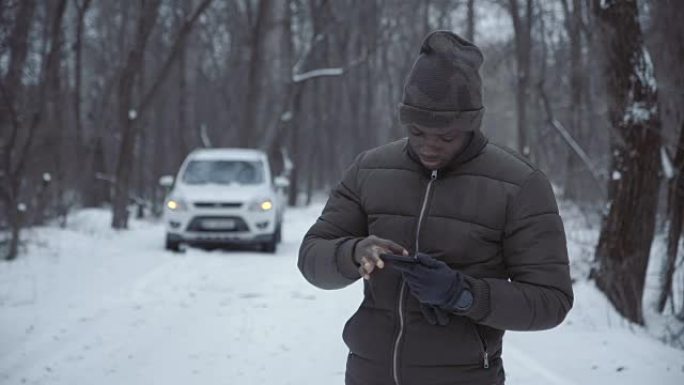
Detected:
left=1, top=0, right=684, bottom=384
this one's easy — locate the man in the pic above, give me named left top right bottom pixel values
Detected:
left=298, top=30, right=573, bottom=385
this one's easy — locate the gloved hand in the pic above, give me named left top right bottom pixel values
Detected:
left=353, top=235, right=409, bottom=280
left=392, top=253, right=469, bottom=311
left=420, top=303, right=450, bottom=326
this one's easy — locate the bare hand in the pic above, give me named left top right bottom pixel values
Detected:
left=353, top=235, right=409, bottom=280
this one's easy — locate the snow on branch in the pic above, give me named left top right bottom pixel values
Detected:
left=621, top=47, right=659, bottom=125
left=538, top=80, right=605, bottom=193
left=550, top=118, right=604, bottom=185
left=600, top=0, right=616, bottom=10
left=200, top=123, right=212, bottom=148
left=661, top=146, right=674, bottom=180
left=292, top=68, right=344, bottom=83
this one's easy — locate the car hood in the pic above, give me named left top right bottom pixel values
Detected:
left=172, top=183, right=272, bottom=203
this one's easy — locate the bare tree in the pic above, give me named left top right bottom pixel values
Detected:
left=591, top=0, right=662, bottom=325
left=0, top=0, right=67, bottom=259
left=560, top=0, right=593, bottom=201
left=111, top=0, right=214, bottom=229
left=73, top=0, right=93, bottom=147
left=110, top=0, right=162, bottom=229
left=507, top=0, right=534, bottom=158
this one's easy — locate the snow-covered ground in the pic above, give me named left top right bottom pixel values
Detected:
left=1, top=202, right=683, bottom=385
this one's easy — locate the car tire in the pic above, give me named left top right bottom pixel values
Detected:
left=165, top=234, right=181, bottom=252
left=261, top=232, right=277, bottom=253
left=261, top=241, right=276, bottom=253
left=275, top=223, right=282, bottom=244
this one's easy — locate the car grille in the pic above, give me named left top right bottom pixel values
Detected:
left=186, top=216, right=249, bottom=232
left=193, top=202, right=243, bottom=209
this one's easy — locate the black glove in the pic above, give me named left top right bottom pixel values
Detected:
left=392, top=253, right=469, bottom=311
left=420, top=303, right=450, bottom=326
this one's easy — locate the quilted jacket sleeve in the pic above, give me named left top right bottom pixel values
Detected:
left=458, top=169, right=574, bottom=331
left=298, top=153, right=369, bottom=290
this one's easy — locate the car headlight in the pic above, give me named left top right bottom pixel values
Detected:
left=249, top=198, right=273, bottom=212
left=166, top=198, right=188, bottom=211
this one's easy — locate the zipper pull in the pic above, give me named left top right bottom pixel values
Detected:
left=431, top=170, right=438, bottom=180
left=483, top=351, right=489, bottom=369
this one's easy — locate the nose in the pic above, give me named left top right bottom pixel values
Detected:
left=422, top=137, right=442, bottom=154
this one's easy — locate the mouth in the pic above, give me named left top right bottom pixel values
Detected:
left=419, top=155, right=442, bottom=169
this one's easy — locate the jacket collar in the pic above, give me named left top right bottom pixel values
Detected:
left=404, top=129, right=488, bottom=175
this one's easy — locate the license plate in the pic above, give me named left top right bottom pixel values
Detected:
left=202, top=219, right=236, bottom=230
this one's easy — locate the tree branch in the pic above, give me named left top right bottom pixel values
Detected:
left=136, top=0, right=214, bottom=116
left=293, top=67, right=344, bottom=83
left=538, top=80, right=605, bottom=193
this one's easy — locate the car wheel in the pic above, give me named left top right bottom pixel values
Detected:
left=165, top=234, right=181, bottom=252
left=261, top=236, right=277, bottom=254
left=275, top=223, right=282, bottom=244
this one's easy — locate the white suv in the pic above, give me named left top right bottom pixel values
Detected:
left=160, top=148, right=288, bottom=253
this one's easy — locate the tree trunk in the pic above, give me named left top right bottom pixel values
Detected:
left=591, top=0, right=662, bottom=325
left=1, top=0, right=36, bottom=101
left=72, top=0, right=93, bottom=211
left=651, top=0, right=684, bottom=314
left=112, top=0, right=162, bottom=229
left=466, top=0, right=475, bottom=42
left=561, top=0, right=590, bottom=201
left=7, top=205, right=22, bottom=261
left=73, top=0, right=92, bottom=147
left=1, top=0, right=66, bottom=259
left=47, top=0, right=69, bottom=227
left=241, top=0, right=272, bottom=147
left=0, top=1, right=36, bottom=258
left=111, top=0, right=212, bottom=228
left=287, top=86, right=304, bottom=207
left=508, top=0, right=533, bottom=158
left=659, top=122, right=684, bottom=312
left=177, top=0, right=189, bottom=160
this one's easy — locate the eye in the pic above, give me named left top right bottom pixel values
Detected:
left=440, top=136, right=455, bottom=143
left=410, top=128, right=423, bottom=137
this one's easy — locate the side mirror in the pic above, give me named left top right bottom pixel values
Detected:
left=159, top=175, right=174, bottom=188
left=274, top=175, right=290, bottom=189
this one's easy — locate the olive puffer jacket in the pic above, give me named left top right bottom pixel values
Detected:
left=298, top=129, right=574, bottom=385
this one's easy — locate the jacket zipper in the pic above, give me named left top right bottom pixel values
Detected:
left=474, top=324, right=490, bottom=369
left=392, top=169, right=438, bottom=385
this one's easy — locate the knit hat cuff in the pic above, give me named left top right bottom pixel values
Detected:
left=398, top=103, right=484, bottom=130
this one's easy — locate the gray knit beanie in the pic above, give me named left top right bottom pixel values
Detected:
left=399, top=30, right=485, bottom=130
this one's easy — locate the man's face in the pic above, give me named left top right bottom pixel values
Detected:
left=406, top=123, right=471, bottom=170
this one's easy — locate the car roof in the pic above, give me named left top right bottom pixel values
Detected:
left=188, top=148, right=267, bottom=162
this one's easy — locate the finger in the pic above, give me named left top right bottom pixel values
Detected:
left=376, top=238, right=409, bottom=257
left=360, top=256, right=376, bottom=275
left=396, top=265, right=424, bottom=279
left=419, top=303, right=438, bottom=326
left=416, top=253, right=444, bottom=268
left=368, top=245, right=385, bottom=269
left=358, top=264, right=370, bottom=280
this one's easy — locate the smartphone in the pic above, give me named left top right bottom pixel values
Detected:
left=380, top=253, right=419, bottom=264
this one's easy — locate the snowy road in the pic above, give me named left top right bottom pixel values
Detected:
left=1, top=204, right=683, bottom=385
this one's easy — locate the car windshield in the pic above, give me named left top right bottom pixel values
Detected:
left=182, top=160, right=265, bottom=185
